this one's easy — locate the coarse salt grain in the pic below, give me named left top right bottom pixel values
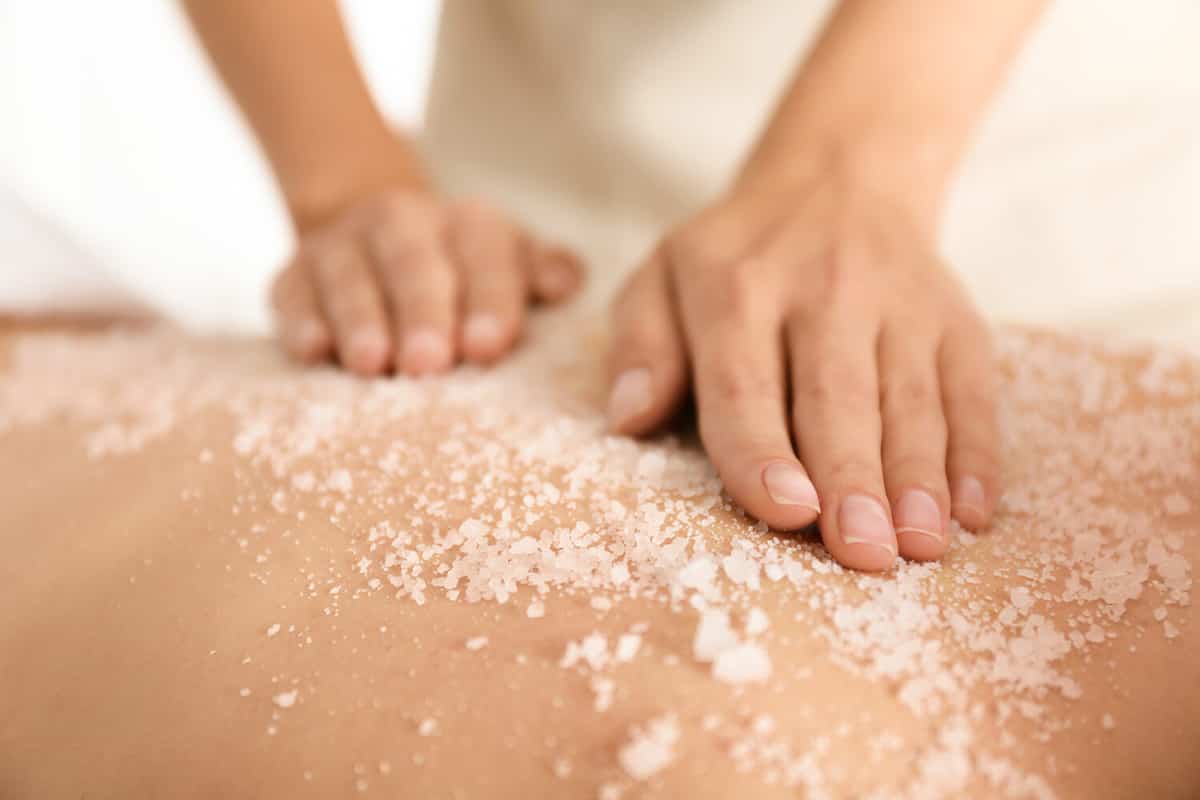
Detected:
left=712, top=642, right=772, bottom=685
left=465, top=636, right=489, bottom=651
left=272, top=689, right=298, bottom=709
left=618, top=714, right=680, bottom=780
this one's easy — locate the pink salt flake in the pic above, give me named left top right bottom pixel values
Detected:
left=327, top=469, right=353, bottom=493
left=618, top=714, right=680, bottom=780
left=692, top=610, right=738, bottom=662
left=591, top=675, right=616, bottom=712
left=745, top=607, right=770, bottom=636
left=712, top=643, right=772, bottom=685
left=615, top=633, right=642, bottom=663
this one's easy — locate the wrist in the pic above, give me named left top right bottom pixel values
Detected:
left=278, top=133, right=431, bottom=232
left=734, top=115, right=964, bottom=237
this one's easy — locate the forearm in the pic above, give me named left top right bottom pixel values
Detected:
left=739, top=0, right=1048, bottom=228
left=181, top=0, right=427, bottom=229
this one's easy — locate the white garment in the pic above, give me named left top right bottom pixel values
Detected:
left=422, top=0, right=1200, bottom=345
left=1, top=1, right=1197, bottom=346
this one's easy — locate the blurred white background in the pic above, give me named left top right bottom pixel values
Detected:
left=0, top=0, right=439, bottom=331
left=2, top=1, right=1199, bottom=344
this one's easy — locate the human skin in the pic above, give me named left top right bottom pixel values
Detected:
left=181, top=0, right=1050, bottom=573
left=0, top=317, right=1196, bottom=798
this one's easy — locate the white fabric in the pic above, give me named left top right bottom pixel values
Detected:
left=423, top=0, right=1200, bottom=345
left=1, top=0, right=1197, bottom=347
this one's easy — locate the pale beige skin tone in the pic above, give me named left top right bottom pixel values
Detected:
left=182, top=0, right=1049, bottom=572
left=0, top=318, right=1197, bottom=799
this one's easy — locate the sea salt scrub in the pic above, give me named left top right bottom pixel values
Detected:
left=2, top=316, right=1195, bottom=798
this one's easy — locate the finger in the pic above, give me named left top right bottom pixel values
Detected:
left=269, top=261, right=333, bottom=363
left=678, top=256, right=821, bottom=531
left=529, top=242, right=585, bottom=304
left=939, top=316, right=1001, bottom=529
left=606, top=251, right=688, bottom=435
left=368, top=206, right=456, bottom=376
left=790, top=312, right=896, bottom=571
left=311, top=242, right=391, bottom=376
left=451, top=201, right=527, bottom=364
left=878, top=321, right=951, bottom=562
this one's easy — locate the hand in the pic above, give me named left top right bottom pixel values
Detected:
left=270, top=190, right=584, bottom=376
left=607, top=174, right=999, bottom=571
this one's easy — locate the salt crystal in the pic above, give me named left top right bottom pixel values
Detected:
left=418, top=718, right=437, bottom=736
left=1101, top=713, right=1115, bottom=730
left=465, top=636, right=489, bottom=651
left=327, top=469, right=353, bottom=493
left=692, top=610, right=738, bottom=662
left=526, top=600, right=546, bottom=619
left=239, top=688, right=251, bottom=697
left=272, top=689, right=298, bottom=708
left=615, top=634, right=642, bottom=663
left=553, top=757, right=572, bottom=779
left=198, top=448, right=213, bottom=463
left=266, top=623, right=281, bottom=638
left=745, top=607, right=770, bottom=636
left=712, top=643, right=772, bottom=685
left=618, top=714, right=680, bottom=780
left=591, top=675, right=615, bottom=712
left=1009, top=587, right=1033, bottom=612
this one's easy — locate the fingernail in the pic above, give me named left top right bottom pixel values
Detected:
left=839, top=494, right=897, bottom=555
left=954, top=476, right=986, bottom=515
left=894, top=489, right=943, bottom=542
left=762, top=463, right=820, bottom=512
left=608, top=368, right=652, bottom=430
left=403, top=328, right=451, bottom=374
left=464, top=313, right=502, bottom=352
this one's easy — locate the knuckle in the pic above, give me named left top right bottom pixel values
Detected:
left=881, top=371, right=938, bottom=411
left=799, top=362, right=874, bottom=410
left=701, top=363, right=776, bottom=410
left=882, top=451, right=946, bottom=484
left=820, top=456, right=880, bottom=489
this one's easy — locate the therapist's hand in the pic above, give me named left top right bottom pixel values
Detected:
left=270, top=190, right=584, bottom=377
left=606, top=172, right=999, bottom=571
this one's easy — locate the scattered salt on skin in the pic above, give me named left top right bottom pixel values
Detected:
left=5, top=323, right=1197, bottom=796
left=272, top=690, right=298, bottom=709
left=618, top=714, right=680, bottom=781
left=465, top=636, right=489, bottom=651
